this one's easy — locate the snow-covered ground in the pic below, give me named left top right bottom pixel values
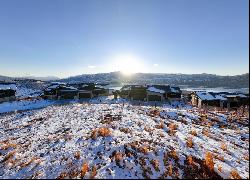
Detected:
left=0, top=98, right=248, bottom=179
left=0, top=83, right=42, bottom=99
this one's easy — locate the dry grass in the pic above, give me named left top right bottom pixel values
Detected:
left=168, top=150, right=179, bottom=161
left=186, top=137, right=194, bottom=148
left=119, top=127, right=131, bottom=134
left=187, top=155, right=193, bottom=166
left=1, top=150, right=15, bottom=163
left=167, top=164, right=173, bottom=177
left=150, top=159, right=160, bottom=172
left=221, top=142, right=227, bottom=151
left=114, top=152, right=123, bottom=163
left=229, top=169, right=241, bottom=179
left=80, top=162, right=88, bottom=178
left=138, top=144, right=149, bottom=154
left=244, top=155, right=249, bottom=161
left=155, top=121, right=164, bottom=129
left=168, top=123, right=178, bottom=136
left=202, top=128, right=210, bottom=137
left=90, top=165, right=97, bottom=179
left=189, top=130, right=198, bottom=136
left=90, top=129, right=98, bottom=140
left=218, top=165, right=222, bottom=173
left=98, top=127, right=111, bottom=137
left=19, top=157, right=37, bottom=168
left=56, top=172, right=68, bottom=179
left=214, top=155, right=225, bottom=162
left=74, top=151, right=81, bottom=160
left=90, top=127, right=111, bottom=139
left=204, top=151, right=214, bottom=172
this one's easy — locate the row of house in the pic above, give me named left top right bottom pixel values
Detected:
left=42, top=82, right=110, bottom=100
left=191, top=91, right=249, bottom=109
left=119, top=85, right=182, bottom=101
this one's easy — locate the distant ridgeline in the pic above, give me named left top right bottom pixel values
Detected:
left=1, top=72, right=248, bottom=89
left=58, top=72, right=249, bottom=89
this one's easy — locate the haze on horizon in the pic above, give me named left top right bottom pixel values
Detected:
left=0, top=0, right=249, bottom=78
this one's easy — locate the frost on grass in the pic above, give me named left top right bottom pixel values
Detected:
left=0, top=101, right=249, bottom=179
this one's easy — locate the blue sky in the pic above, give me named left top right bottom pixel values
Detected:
left=0, top=0, right=248, bottom=78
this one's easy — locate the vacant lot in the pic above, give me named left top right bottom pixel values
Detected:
left=0, top=102, right=249, bottom=179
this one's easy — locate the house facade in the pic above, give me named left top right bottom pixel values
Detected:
left=0, top=89, right=16, bottom=103
left=43, top=82, right=110, bottom=100
left=191, top=91, right=249, bottom=109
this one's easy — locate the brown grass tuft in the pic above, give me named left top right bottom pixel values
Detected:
left=230, top=169, right=241, bottom=179
left=98, top=127, right=111, bottom=137
left=114, top=152, right=123, bottom=163
left=168, top=150, right=179, bottom=161
left=74, top=151, right=81, bottom=160
left=90, top=165, right=97, bottom=179
left=189, top=130, right=198, bottom=136
left=218, top=164, right=222, bottom=173
left=80, top=162, right=88, bottom=178
left=90, top=129, right=98, bottom=140
left=150, top=159, right=160, bottom=171
left=186, top=137, right=194, bottom=148
left=221, top=142, right=227, bottom=151
left=138, top=144, right=149, bottom=154
left=90, top=127, right=111, bottom=139
left=187, top=155, right=193, bottom=166
left=56, top=172, right=68, bottom=179
left=202, top=128, right=210, bottom=137
left=155, top=121, right=164, bottom=129
left=204, top=151, right=214, bottom=172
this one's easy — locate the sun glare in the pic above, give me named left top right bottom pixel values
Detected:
left=112, top=54, right=144, bottom=76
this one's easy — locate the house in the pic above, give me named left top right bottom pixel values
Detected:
left=167, top=86, right=182, bottom=100
left=43, top=83, right=78, bottom=100
left=119, top=85, right=132, bottom=99
left=0, top=89, right=16, bottom=103
left=78, top=84, right=94, bottom=98
left=191, top=91, right=221, bottom=108
left=129, top=85, right=147, bottom=101
left=191, top=91, right=249, bottom=109
left=146, top=85, right=182, bottom=101
left=43, top=84, right=61, bottom=99
left=146, top=86, right=165, bottom=101
left=57, top=86, right=78, bottom=100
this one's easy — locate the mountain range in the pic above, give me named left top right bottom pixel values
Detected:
left=0, top=72, right=249, bottom=89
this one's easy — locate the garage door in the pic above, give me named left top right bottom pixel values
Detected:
left=79, top=92, right=92, bottom=98
left=148, top=95, right=162, bottom=101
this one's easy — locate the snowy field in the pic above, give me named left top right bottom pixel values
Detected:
left=0, top=99, right=249, bottom=179
left=0, top=83, right=42, bottom=99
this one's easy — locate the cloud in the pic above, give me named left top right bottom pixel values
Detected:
left=153, top=64, right=159, bottom=67
left=88, top=65, right=96, bottom=68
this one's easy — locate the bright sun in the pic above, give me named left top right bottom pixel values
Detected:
left=112, top=54, right=143, bottom=76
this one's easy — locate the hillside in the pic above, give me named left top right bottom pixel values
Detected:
left=0, top=98, right=249, bottom=179
left=60, top=72, right=249, bottom=89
